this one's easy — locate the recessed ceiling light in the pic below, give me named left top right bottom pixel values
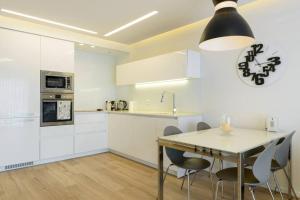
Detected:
left=79, top=43, right=84, bottom=46
left=1, top=8, right=98, bottom=35
left=90, top=45, right=95, bottom=48
left=104, top=11, right=158, bottom=37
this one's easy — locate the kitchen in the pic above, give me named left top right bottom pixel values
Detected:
left=0, top=0, right=299, bottom=200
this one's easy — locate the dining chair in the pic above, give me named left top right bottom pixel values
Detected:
left=247, top=131, right=298, bottom=200
left=196, top=122, right=223, bottom=173
left=214, top=140, right=278, bottom=200
left=163, top=126, right=213, bottom=200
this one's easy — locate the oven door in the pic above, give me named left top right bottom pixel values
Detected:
left=41, top=71, right=74, bottom=93
left=41, top=95, right=74, bottom=127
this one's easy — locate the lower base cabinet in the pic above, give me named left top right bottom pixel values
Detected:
left=39, top=112, right=108, bottom=161
left=75, top=112, right=107, bottom=153
left=108, top=113, right=202, bottom=172
left=40, top=125, right=74, bottom=160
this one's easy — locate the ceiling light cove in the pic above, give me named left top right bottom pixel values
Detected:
left=104, top=11, right=159, bottom=37
left=1, top=8, right=98, bottom=35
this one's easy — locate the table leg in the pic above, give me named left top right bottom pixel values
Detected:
left=158, top=144, right=164, bottom=200
left=237, top=153, right=245, bottom=200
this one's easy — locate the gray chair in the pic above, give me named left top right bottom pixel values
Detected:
left=246, top=131, right=298, bottom=200
left=163, top=126, right=212, bottom=200
left=214, top=140, right=278, bottom=200
left=272, top=131, right=298, bottom=200
left=196, top=122, right=223, bottom=173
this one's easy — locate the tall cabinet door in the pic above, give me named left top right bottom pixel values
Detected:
left=0, top=118, right=39, bottom=166
left=41, top=37, right=74, bottom=72
left=0, top=28, right=40, bottom=118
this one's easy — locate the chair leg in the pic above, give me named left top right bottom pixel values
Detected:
left=233, top=183, right=236, bottom=200
left=187, top=170, right=190, bottom=200
left=215, top=180, right=222, bottom=200
left=209, top=166, right=215, bottom=199
left=181, top=169, right=187, bottom=190
left=163, top=164, right=173, bottom=183
left=190, top=171, right=198, bottom=186
left=210, top=158, right=216, bottom=173
left=249, top=187, right=256, bottom=200
left=273, top=172, right=284, bottom=200
left=221, top=181, right=224, bottom=199
left=283, top=168, right=299, bottom=200
left=266, top=181, right=275, bottom=200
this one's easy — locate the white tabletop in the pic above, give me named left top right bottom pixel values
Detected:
left=159, top=128, right=291, bottom=154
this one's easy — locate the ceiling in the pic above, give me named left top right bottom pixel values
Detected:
left=0, top=0, right=254, bottom=44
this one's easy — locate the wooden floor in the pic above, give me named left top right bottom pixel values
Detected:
left=0, top=153, right=285, bottom=200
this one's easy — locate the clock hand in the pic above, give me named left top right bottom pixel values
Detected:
left=254, top=57, right=262, bottom=67
left=255, top=61, right=272, bottom=66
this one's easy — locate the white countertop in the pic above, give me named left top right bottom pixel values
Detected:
left=106, top=110, right=201, bottom=118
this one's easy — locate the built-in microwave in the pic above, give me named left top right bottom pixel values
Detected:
left=41, top=70, right=74, bottom=93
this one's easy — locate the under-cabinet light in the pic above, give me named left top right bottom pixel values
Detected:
left=135, top=79, right=188, bottom=89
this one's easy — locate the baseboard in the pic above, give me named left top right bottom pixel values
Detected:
left=0, top=148, right=109, bottom=173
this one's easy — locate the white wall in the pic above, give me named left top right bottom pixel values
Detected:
left=75, top=49, right=117, bottom=110
left=118, top=0, right=300, bottom=193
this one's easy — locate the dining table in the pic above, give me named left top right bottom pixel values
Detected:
left=157, top=128, right=292, bottom=200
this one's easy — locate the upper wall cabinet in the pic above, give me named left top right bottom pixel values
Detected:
left=116, top=49, right=201, bottom=86
left=41, top=37, right=74, bottom=72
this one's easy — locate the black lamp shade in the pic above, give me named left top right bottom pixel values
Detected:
left=199, top=4, right=255, bottom=51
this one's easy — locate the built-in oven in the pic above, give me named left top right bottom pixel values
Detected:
left=41, top=93, right=74, bottom=127
left=41, top=70, right=74, bottom=93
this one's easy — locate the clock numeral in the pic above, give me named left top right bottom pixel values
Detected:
left=251, top=44, right=264, bottom=56
left=252, top=74, right=265, bottom=85
left=268, top=57, right=281, bottom=66
left=245, top=51, right=255, bottom=62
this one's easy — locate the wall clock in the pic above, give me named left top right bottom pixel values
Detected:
left=237, top=43, right=285, bottom=87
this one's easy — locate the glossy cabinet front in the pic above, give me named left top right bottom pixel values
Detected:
left=0, top=118, right=39, bottom=166
left=0, top=28, right=40, bottom=118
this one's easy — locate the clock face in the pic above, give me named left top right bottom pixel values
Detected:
left=237, top=43, right=284, bottom=87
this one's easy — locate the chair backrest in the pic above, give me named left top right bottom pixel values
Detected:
left=197, top=122, right=211, bottom=131
left=274, top=131, right=296, bottom=168
left=253, top=140, right=277, bottom=184
left=164, top=126, right=185, bottom=165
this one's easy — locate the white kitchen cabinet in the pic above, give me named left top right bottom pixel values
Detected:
left=40, top=125, right=74, bottom=159
left=0, top=118, right=39, bottom=166
left=108, top=113, right=202, bottom=168
left=116, top=49, right=201, bottom=85
left=0, top=28, right=40, bottom=118
left=108, top=114, right=134, bottom=155
left=41, top=37, right=74, bottom=72
left=75, top=112, right=108, bottom=153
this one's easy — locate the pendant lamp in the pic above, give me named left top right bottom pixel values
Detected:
left=199, top=0, right=255, bottom=51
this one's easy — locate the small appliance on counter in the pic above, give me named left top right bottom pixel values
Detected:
left=266, top=116, right=279, bottom=132
left=116, top=100, right=128, bottom=111
left=105, top=100, right=117, bottom=111
left=105, top=100, right=128, bottom=111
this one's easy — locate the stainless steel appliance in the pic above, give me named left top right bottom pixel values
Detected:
left=41, top=70, right=74, bottom=93
left=116, top=100, right=128, bottom=111
left=40, top=93, right=74, bottom=127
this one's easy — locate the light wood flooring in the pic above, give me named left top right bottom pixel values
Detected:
left=0, top=153, right=286, bottom=200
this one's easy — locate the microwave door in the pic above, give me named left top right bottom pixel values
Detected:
left=46, top=76, right=66, bottom=89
